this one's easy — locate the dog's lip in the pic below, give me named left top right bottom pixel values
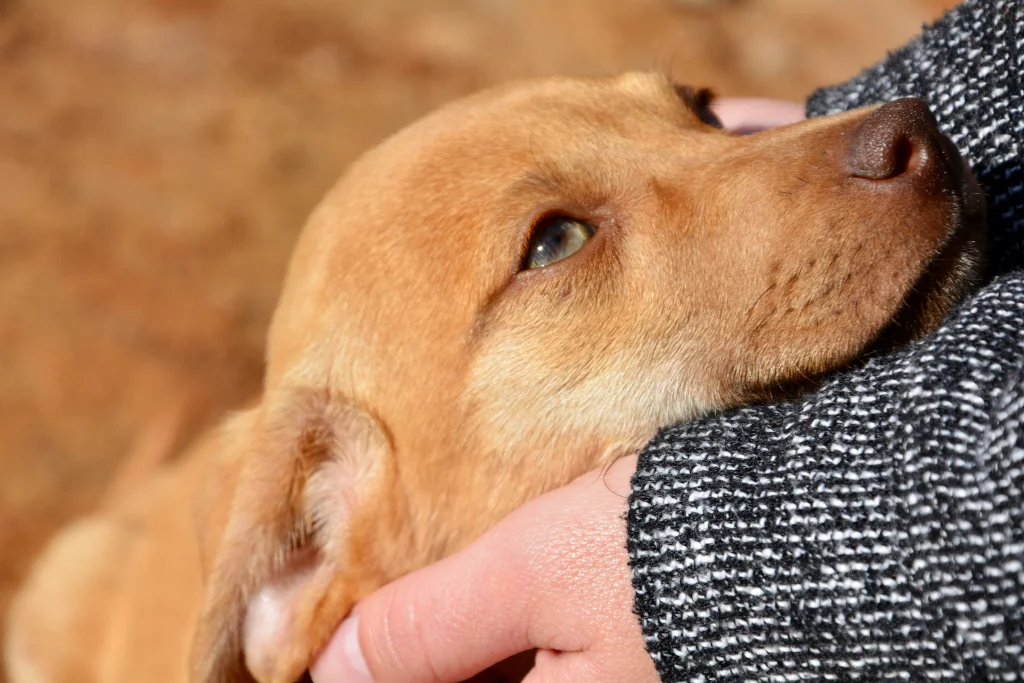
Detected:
left=925, top=132, right=986, bottom=281
left=935, top=132, right=986, bottom=247
left=937, top=131, right=983, bottom=222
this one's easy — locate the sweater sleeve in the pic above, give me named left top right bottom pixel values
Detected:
left=627, top=1, right=1024, bottom=681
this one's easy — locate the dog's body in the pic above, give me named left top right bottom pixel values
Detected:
left=6, top=73, right=985, bottom=683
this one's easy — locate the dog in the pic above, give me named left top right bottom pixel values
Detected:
left=5, top=72, right=986, bottom=683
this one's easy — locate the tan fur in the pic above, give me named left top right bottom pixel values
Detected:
left=6, top=73, right=984, bottom=683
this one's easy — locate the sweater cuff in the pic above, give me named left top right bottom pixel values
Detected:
left=627, top=273, right=1024, bottom=681
left=628, top=399, right=909, bottom=681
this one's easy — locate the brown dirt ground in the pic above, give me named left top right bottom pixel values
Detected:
left=0, top=0, right=955, bottom=673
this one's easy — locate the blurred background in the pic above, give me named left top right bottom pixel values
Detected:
left=0, top=0, right=955, bottom=671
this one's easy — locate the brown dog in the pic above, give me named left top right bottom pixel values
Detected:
left=5, top=73, right=985, bottom=683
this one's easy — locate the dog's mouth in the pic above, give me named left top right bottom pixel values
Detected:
left=867, top=134, right=987, bottom=352
left=749, top=134, right=987, bottom=405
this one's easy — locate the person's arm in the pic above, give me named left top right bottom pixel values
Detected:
left=629, top=2, right=1024, bottom=679
left=629, top=293, right=1024, bottom=680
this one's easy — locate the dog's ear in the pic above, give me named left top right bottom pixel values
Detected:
left=188, top=389, right=393, bottom=683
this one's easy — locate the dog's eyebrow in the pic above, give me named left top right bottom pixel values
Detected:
left=508, top=166, right=564, bottom=196
left=492, top=169, right=563, bottom=240
left=504, top=158, right=607, bottom=203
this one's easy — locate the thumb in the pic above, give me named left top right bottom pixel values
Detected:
left=310, top=527, right=537, bottom=683
left=309, top=457, right=641, bottom=683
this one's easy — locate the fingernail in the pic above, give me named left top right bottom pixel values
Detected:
left=343, top=615, right=371, bottom=677
left=310, top=614, right=373, bottom=683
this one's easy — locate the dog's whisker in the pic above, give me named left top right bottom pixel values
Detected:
left=746, top=282, right=775, bottom=320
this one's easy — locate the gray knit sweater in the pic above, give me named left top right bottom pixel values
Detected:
left=627, top=1, right=1024, bottom=681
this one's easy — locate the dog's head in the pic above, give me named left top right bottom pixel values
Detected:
left=190, top=73, right=985, bottom=682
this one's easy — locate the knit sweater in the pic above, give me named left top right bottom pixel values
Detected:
left=627, top=1, right=1024, bottom=681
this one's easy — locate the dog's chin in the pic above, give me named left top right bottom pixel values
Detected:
left=748, top=152, right=987, bottom=407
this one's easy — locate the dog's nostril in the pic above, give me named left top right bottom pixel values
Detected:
left=892, top=136, right=923, bottom=176
left=850, top=134, right=922, bottom=180
left=847, top=97, right=938, bottom=181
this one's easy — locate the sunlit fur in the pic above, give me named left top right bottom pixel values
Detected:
left=7, top=73, right=984, bottom=683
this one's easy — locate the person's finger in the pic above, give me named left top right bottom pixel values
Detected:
left=311, top=536, right=534, bottom=683
left=310, top=456, right=641, bottom=683
left=309, top=614, right=367, bottom=682
left=311, top=501, right=569, bottom=683
left=309, top=613, right=531, bottom=683
left=712, top=97, right=805, bottom=133
left=522, top=646, right=655, bottom=683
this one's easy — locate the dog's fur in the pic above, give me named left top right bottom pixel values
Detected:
left=5, top=73, right=985, bottom=683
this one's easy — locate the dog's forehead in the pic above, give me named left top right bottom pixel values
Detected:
left=279, top=74, right=708, bottom=300
left=265, top=73, right=711, bottom=390
left=324, top=73, right=710, bottom=220
left=412, top=72, right=699, bottom=146
left=341, top=74, right=695, bottom=180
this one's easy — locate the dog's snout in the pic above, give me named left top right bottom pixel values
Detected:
left=847, top=98, right=947, bottom=185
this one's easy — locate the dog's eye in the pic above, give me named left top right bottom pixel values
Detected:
left=696, top=106, right=723, bottom=129
left=673, top=85, right=722, bottom=129
left=522, top=215, right=596, bottom=269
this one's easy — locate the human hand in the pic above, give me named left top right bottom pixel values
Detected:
left=309, top=455, right=655, bottom=683
left=711, top=97, right=805, bottom=133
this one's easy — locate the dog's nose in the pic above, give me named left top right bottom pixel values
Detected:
left=847, top=98, right=949, bottom=185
